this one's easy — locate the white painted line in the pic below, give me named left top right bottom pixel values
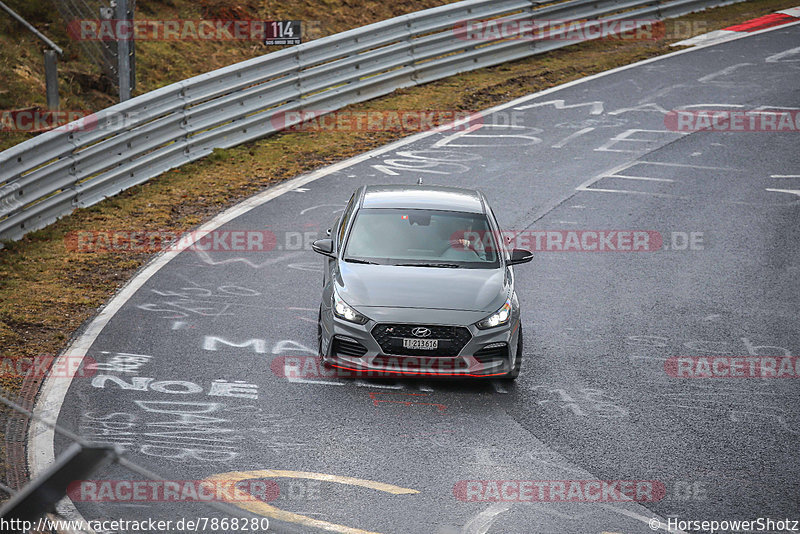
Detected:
left=193, top=249, right=304, bottom=269
left=771, top=175, right=800, bottom=178
left=514, top=99, right=604, bottom=114
left=551, top=127, right=595, bottom=148
left=612, top=175, right=675, bottom=182
left=673, top=9, right=800, bottom=49
left=638, top=161, right=738, bottom=171
left=431, top=123, right=483, bottom=148
left=766, top=44, right=800, bottom=63
left=697, top=62, right=753, bottom=84
left=765, top=188, right=800, bottom=198
left=575, top=161, right=685, bottom=198
left=679, top=103, right=745, bottom=109
left=354, top=379, right=404, bottom=389
left=672, top=29, right=735, bottom=48
left=600, top=504, right=687, bottom=534
left=580, top=187, right=687, bottom=199
left=30, top=19, right=800, bottom=530
left=287, top=377, right=346, bottom=386
left=461, top=502, right=512, bottom=534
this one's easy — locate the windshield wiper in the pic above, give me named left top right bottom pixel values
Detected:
left=394, top=262, right=461, bottom=268
left=344, top=258, right=379, bottom=265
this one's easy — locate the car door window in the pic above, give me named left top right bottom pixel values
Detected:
left=337, top=193, right=357, bottom=248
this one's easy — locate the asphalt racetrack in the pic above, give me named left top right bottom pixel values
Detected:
left=41, top=23, right=800, bottom=534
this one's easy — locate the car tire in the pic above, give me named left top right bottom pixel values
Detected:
left=503, top=325, right=522, bottom=380
left=317, top=306, right=329, bottom=366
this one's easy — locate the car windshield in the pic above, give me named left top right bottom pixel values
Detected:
left=343, top=208, right=500, bottom=268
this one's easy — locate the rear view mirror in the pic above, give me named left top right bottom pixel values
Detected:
left=312, top=238, right=335, bottom=257
left=507, top=249, right=533, bottom=265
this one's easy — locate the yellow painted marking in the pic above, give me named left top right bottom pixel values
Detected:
left=202, top=469, right=418, bottom=534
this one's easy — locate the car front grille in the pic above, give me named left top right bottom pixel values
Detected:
left=371, top=324, right=471, bottom=356
left=332, top=336, right=368, bottom=358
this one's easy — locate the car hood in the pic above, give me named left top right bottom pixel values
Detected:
left=336, top=263, right=508, bottom=313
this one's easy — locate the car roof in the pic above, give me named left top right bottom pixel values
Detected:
left=360, top=185, right=485, bottom=213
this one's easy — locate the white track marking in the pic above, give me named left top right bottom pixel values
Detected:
left=636, top=161, right=737, bottom=170
left=551, top=127, right=595, bottom=148
left=30, top=21, right=800, bottom=531
left=765, top=188, right=800, bottom=198
left=299, top=203, right=346, bottom=215
left=514, top=99, right=604, bottom=114
left=576, top=161, right=687, bottom=199
left=193, top=249, right=304, bottom=269
left=612, top=175, right=675, bottom=182
left=286, top=377, right=346, bottom=386
left=354, top=379, right=404, bottom=389
left=697, top=63, right=753, bottom=84
left=766, top=44, right=800, bottom=63
left=672, top=30, right=737, bottom=48
left=461, top=502, right=512, bottom=534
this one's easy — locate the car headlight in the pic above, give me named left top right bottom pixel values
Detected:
left=332, top=288, right=369, bottom=325
left=475, top=299, right=512, bottom=329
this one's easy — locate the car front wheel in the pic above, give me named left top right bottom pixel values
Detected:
left=503, top=325, right=522, bottom=380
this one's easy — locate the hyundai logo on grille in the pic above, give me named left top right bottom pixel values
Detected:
left=411, top=327, right=431, bottom=338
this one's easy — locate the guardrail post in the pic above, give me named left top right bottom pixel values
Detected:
left=114, top=0, right=132, bottom=102
left=44, top=50, right=59, bottom=110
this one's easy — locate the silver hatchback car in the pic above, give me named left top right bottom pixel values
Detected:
left=313, top=184, right=532, bottom=379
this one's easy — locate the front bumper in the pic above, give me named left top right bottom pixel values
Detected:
left=320, top=310, right=519, bottom=377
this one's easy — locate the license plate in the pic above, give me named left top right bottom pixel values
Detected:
left=402, top=338, right=438, bottom=350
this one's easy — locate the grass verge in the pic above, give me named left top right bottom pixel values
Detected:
left=0, top=0, right=464, bottom=151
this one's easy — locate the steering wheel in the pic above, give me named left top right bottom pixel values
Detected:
left=446, top=238, right=482, bottom=257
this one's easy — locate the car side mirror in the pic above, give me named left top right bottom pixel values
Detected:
left=312, top=238, right=335, bottom=257
left=507, top=249, right=533, bottom=265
